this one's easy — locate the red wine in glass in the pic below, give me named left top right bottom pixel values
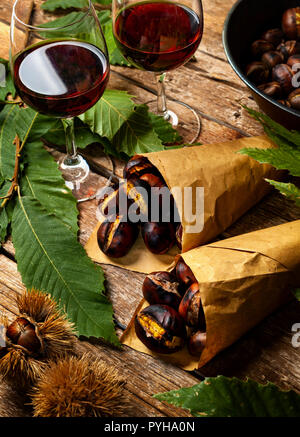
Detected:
left=114, top=1, right=203, bottom=72
left=13, top=40, right=109, bottom=118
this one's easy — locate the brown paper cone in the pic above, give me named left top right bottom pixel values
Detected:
left=121, top=220, right=300, bottom=370
left=85, top=135, right=279, bottom=273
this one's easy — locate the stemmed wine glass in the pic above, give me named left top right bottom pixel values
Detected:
left=10, top=0, right=110, bottom=201
left=112, top=0, right=204, bottom=143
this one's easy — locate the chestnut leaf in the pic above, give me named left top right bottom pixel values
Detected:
left=42, top=0, right=111, bottom=12
left=12, top=195, right=119, bottom=345
left=154, top=376, right=300, bottom=417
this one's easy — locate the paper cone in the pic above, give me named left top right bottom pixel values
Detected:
left=121, top=220, right=300, bottom=370
left=85, top=135, right=279, bottom=273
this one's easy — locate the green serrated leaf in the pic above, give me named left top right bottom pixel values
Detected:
left=0, top=60, right=15, bottom=101
left=79, top=89, right=135, bottom=140
left=42, top=0, right=111, bottom=12
left=265, top=179, right=300, bottom=207
left=154, top=376, right=300, bottom=417
left=112, top=104, right=164, bottom=156
left=148, top=111, right=182, bottom=144
left=239, top=147, right=300, bottom=177
left=0, top=104, right=20, bottom=180
left=12, top=195, right=119, bottom=345
left=0, top=207, right=9, bottom=244
left=39, top=12, right=94, bottom=37
left=102, top=21, right=132, bottom=67
left=21, top=141, right=78, bottom=233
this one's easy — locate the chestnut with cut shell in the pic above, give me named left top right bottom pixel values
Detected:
left=245, top=61, right=269, bottom=85
left=142, top=271, right=181, bottom=309
left=257, top=81, right=282, bottom=98
left=272, top=63, right=294, bottom=93
left=134, top=304, right=186, bottom=354
left=175, top=259, right=197, bottom=292
left=261, top=28, right=284, bottom=46
left=288, top=88, right=300, bottom=110
left=282, top=7, right=300, bottom=40
left=123, top=155, right=158, bottom=180
left=261, top=50, right=284, bottom=69
left=188, top=331, right=207, bottom=357
left=251, top=40, right=274, bottom=58
left=178, top=282, right=206, bottom=329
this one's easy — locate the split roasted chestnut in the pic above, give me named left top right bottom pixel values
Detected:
left=175, top=259, right=197, bottom=292
left=141, top=221, right=175, bottom=254
left=142, top=271, right=181, bottom=309
left=188, top=331, right=206, bottom=357
left=287, top=54, right=300, bottom=67
left=175, top=223, right=183, bottom=250
left=134, top=304, right=186, bottom=354
left=282, top=7, right=300, bottom=40
left=261, top=50, right=284, bottom=69
left=257, top=81, right=282, bottom=98
left=251, top=40, right=274, bottom=58
left=245, top=61, right=269, bottom=85
left=278, top=99, right=292, bottom=107
left=123, top=155, right=158, bottom=180
left=261, top=28, right=284, bottom=46
left=97, top=215, right=139, bottom=258
left=272, top=63, right=294, bottom=93
left=288, top=88, right=300, bottom=110
left=6, top=317, right=41, bottom=354
left=178, top=282, right=206, bottom=329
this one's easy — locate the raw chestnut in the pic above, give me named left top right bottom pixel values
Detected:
left=288, top=88, right=300, bottom=110
left=272, top=64, right=294, bottom=93
left=261, top=28, right=284, bottom=46
left=97, top=215, right=139, bottom=258
left=178, top=283, right=206, bottom=329
left=142, top=271, right=181, bottom=309
left=287, top=54, right=300, bottom=67
left=123, top=155, right=158, bottom=180
left=188, top=331, right=206, bottom=357
left=134, top=304, right=186, bottom=354
left=282, top=7, right=300, bottom=40
left=251, top=40, right=274, bottom=58
left=245, top=61, right=269, bottom=84
left=261, top=50, right=284, bottom=69
left=6, top=317, right=41, bottom=354
left=257, top=81, right=282, bottom=98
left=141, top=221, right=175, bottom=254
left=175, top=259, right=197, bottom=291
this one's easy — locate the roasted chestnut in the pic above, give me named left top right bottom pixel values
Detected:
left=98, top=186, right=120, bottom=218
left=245, top=61, right=269, bottom=85
left=261, top=28, right=284, bottom=46
left=134, top=304, right=186, bottom=354
left=287, top=54, right=300, bottom=67
left=278, top=99, right=292, bottom=107
left=141, top=221, right=175, bottom=254
left=282, top=7, right=300, bottom=40
left=178, top=283, right=206, bottom=329
left=188, top=331, right=206, bottom=357
left=257, top=81, right=282, bottom=98
left=175, top=259, right=197, bottom=291
left=272, top=63, right=294, bottom=93
left=288, top=88, right=300, bottom=110
left=261, top=50, right=284, bottom=69
left=277, top=40, right=300, bottom=60
left=251, top=40, right=274, bottom=58
left=6, top=317, right=41, bottom=354
left=123, top=155, right=158, bottom=180
left=175, top=223, right=183, bottom=250
left=142, top=271, right=181, bottom=309
left=97, top=215, right=139, bottom=258
left=139, top=173, right=166, bottom=189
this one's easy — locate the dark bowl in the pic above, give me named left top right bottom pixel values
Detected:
left=223, top=0, right=300, bottom=129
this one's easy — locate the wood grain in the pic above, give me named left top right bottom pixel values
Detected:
left=0, top=0, right=299, bottom=418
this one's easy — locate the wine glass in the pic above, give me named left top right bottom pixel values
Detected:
left=10, top=0, right=110, bottom=201
left=112, top=0, right=204, bottom=143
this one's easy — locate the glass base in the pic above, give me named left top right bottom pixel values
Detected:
left=146, top=99, right=201, bottom=144
left=59, top=154, right=97, bottom=202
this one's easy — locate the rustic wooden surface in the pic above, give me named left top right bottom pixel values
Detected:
left=0, top=0, right=300, bottom=417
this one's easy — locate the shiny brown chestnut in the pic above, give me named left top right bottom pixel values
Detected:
left=6, top=317, right=41, bottom=354
left=178, top=283, right=206, bottom=329
left=142, top=271, right=181, bottom=309
left=278, top=99, right=292, bottom=108
left=277, top=41, right=300, bottom=60
left=288, top=88, right=300, bottom=110
left=141, top=222, right=175, bottom=254
left=257, top=81, right=282, bottom=98
left=98, top=186, right=120, bottom=218
left=245, top=61, right=269, bottom=85
left=97, top=215, right=139, bottom=258
left=139, top=173, right=166, bottom=189
left=261, top=28, right=284, bottom=46
left=188, top=331, right=206, bottom=357
left=261, top=51, right=284, bottom=69
left=282, top=7, right=300, bottom=40
left=251, top=40, right=274, bottom=58
left=287, top=54, right=300, bottom=68
left=272, top=64, right=294, bottom=93
left=175, top=259, right=197, bottom=291
left=134, top=304, right=186, bottom=354
left=175, top=223, right=183, bottom=250
left=123, top=155, right=158, bottom=180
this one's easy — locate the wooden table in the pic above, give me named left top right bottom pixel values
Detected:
left=0, top=0, right=300, bottom=417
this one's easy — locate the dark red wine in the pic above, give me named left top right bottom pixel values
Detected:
left=114, top=1, right=203, bottom=72
left=14, top=40, right=109, bottom=118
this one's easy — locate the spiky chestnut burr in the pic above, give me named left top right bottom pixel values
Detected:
left=0, top=289, right=76, bottom=388
left=30, top=354, right=127, bottom=417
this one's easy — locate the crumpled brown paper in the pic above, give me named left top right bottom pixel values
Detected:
left=121, top=220, right=300, bottom=370
left=85, top=135, right=279, bottom=273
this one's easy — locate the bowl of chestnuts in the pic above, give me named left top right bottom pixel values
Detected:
left=223, top=0, right=300, bottom=129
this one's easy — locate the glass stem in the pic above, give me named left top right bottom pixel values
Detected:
left=155, top=73, right=170, bottom=121
left=62, top=117, right=80, bottom=166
